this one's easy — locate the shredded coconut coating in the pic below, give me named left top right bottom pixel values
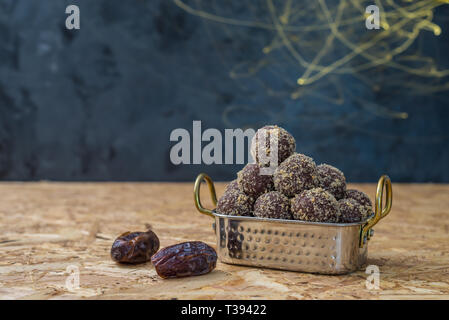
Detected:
left=254, top=191, right=292, bottom=220
left=224, top=179, right=240, bottom=193
left=345, top=189, right=373, bottom=209
left=273, top=153, right=318, bottom=197
left=316, top=163, right=346, bottom=200
left=291, top=188, right=340, bottom=223
left=216, top=189, right=253, bottom=216
left=338, top=198, right=371, bottom=223
left=250, top=125, right=296, bottom=165
left=237, top=163, right=273, bottom=198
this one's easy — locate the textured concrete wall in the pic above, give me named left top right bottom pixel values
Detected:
left=0, top=0, right=448, bottom=182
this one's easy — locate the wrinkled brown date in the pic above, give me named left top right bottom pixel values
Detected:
left=110, top=229, right=160, bottom=264
left=151, top=241, right=217, bottom=279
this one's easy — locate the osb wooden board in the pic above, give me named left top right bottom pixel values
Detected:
left=0, top=182, right=448, bottom=300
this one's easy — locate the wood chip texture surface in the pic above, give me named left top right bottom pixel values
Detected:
left=0, top=182, right=448, bottom=300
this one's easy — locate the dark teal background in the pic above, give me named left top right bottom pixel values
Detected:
left=0, top=0, right=448, bottom=182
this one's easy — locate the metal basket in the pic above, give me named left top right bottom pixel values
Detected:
left=194, top=173, right=392, bottom=275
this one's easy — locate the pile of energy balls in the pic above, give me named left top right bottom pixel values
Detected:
left=216, top=125, right=373, bottom=223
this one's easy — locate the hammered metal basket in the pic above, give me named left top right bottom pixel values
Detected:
left=194, top=173, right=392, bottom=275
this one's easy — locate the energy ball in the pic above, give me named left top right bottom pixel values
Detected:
left=216, top=189, right=253, bottom=216
left=254, top=191, right=292, bottom=220
left=250, top=125, right=296, bottom=166
left=291, top=188, right=340, bottom=223
left=273, top=153, right=318, bottom=197
left=237, top=163, right=273, bottom=198
left=345, top=189, right=373, bottom=209
left=224, top=179, right=239, bottom=193
left=338, top=198, right=371, bottom=223
left=316, top=164, right=346, bottom=200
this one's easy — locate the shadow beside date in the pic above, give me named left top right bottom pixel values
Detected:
left=151, top=241, right=217, bottom=279
left=111, top=229, right=160, bottom=264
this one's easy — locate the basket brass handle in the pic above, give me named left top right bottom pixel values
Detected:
left=360, top=175, right=393, bottom=248
left=194, top=173, right=217, bottom=218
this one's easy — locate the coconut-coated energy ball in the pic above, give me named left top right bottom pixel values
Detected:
left=345, top=189, right=373, bottom=209
left=254, top=191, right=292, bottom=220
left=216, top=189, right=253, bottom=216
left=316, top=164, right=346, bottom=200
left=291, top=188, right=340, bottom=223
left=273, top=153, right=318, bottom=197
left=338, top=198, right=371, bottom=223
left=250, top=125, right=296, bottom=166
left=224, top=179, right=239, bottom=193
left=225, top=179, right=256, bottom=205
left=237, top=163, right=273, bottom=198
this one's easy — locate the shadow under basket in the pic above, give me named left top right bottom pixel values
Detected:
left=194, top=173, right=392, bottom=275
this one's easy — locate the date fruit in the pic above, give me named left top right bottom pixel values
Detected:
left=151, top=241, right=217, bottom=279
left=111, top=229, right=160, bottom=264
